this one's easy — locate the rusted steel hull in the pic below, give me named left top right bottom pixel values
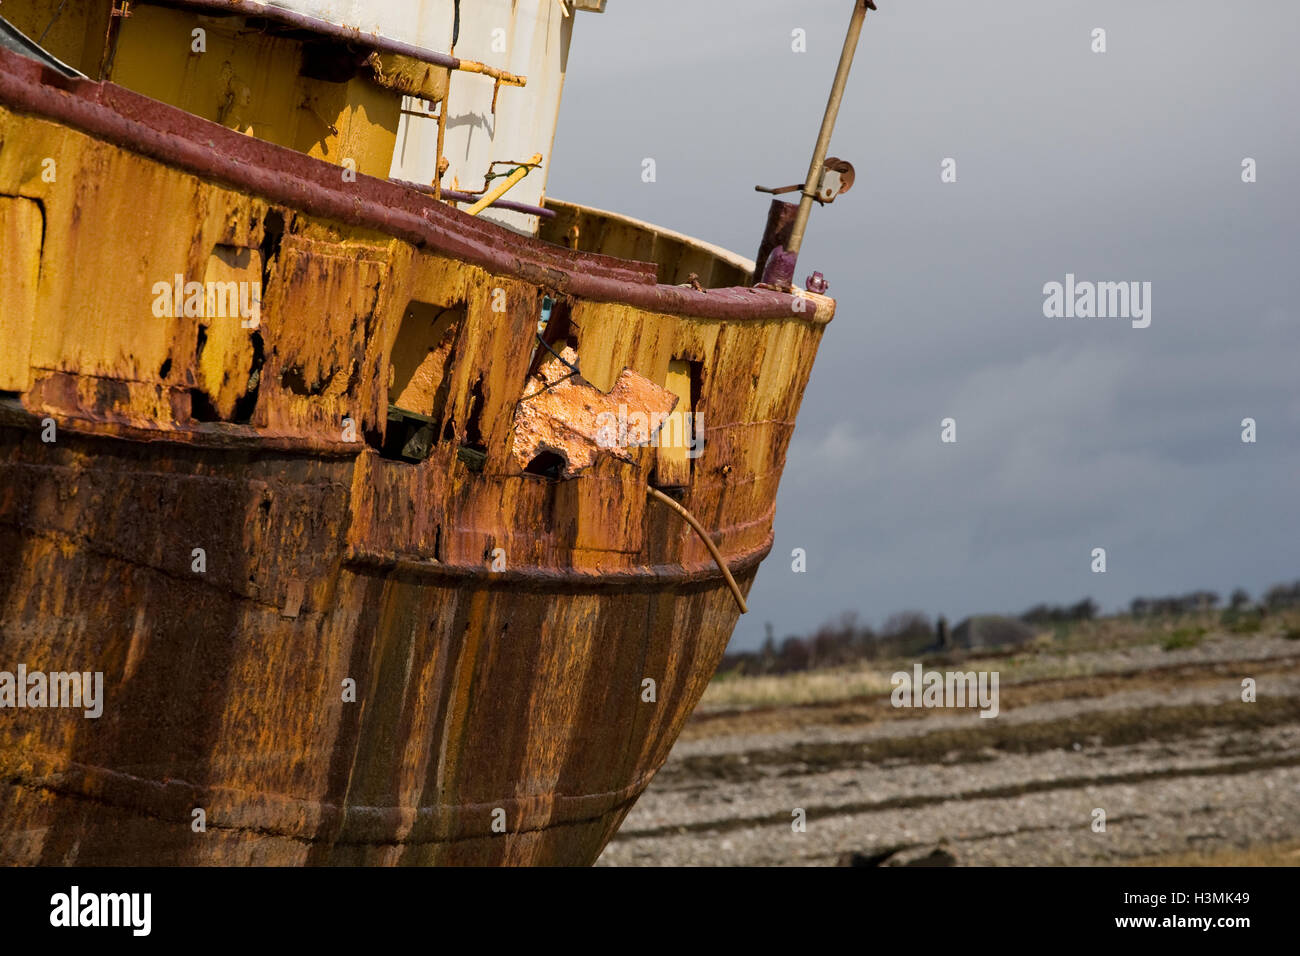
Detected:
left=0, top=421, right=767, bottom=864
left=0, top=47, right=832, bottom=865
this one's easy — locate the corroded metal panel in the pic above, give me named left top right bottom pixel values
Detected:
left=0, top=196, right=41, bottom=392
left=540, top=199, right=756, bottom=288
left=512, top=346, right=678, bottom=477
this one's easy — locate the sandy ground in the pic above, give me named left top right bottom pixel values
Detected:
left=598, top=633, right=1300, bottom=866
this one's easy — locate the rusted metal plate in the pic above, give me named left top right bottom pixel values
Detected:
left=512, top=346, right=678, bottom=478
left=0, top=196, right=41, bottom=391
left=539, top=199, right=755, bottom=289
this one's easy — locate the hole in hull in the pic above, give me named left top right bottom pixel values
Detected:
left=524, top=450, right=566, bottom=480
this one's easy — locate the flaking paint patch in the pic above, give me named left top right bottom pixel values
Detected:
left=512, top=347, right=677, bottom=478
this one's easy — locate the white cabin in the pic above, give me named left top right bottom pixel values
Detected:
left=264, top=0, right=607, bottom=234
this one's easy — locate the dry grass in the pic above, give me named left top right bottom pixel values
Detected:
left=701, top=665, right=897, bottom=709
left=1131, top=839, right=1300, bottom=867
left=685, top=657, right=1300, bottom=741
left=700, top=649, right=1120, bottom=711
left=703, top=611, right=1300, bottom=712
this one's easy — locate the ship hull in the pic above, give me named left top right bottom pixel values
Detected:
left=0, top=417, right=765, bottom=865
left=0, top=45, right=832, bottom=864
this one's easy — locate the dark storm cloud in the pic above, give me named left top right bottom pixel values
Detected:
left=547, top=1, right=1300, bottom=648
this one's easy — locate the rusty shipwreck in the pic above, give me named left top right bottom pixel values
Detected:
left=0, top=0, right=873, bottom=864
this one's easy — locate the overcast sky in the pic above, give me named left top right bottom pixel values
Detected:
left=546, top=1, right=1300, bottom=650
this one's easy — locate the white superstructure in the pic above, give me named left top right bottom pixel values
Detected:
left=261, top=1, right=453, bottom=48
left=265, top=0, right=605, bottom=235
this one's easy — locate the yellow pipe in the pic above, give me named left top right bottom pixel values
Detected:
left=457, top=61, right=527, bottom=87
left=464, top=154, right=543, bottom=216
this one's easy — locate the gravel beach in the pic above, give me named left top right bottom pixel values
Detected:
left=599, top=633, right=1300, bottom=866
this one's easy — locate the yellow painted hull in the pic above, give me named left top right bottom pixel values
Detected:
left=0, top=43, right=832, bottom=864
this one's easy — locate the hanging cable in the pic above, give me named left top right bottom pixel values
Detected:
left=647, top=487, right=748, bottom=614
left=38, top=0, right=70, bottom=45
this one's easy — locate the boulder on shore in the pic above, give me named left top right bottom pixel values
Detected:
left=950, top=615, right=1036, bottom=650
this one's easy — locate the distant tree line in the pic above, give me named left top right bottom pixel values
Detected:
left=1129, top=590, right=1222, bottom=617
left=1020, top=598, right=1099, bottom=625
left=716, top=577, right=1300, bottom=678
left=1128, top=581, right=1300, bottom=616
left=1261, top=580, right=1300, bottom=611
left=720, top=611, right=932, bottom=677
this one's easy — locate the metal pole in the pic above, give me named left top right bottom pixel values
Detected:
left=786, top=0, right=873, bottom=258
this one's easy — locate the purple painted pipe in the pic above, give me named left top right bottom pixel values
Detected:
left=391, top=178, right=555, bottom=220
left=440, top=189, right=557, bottom=220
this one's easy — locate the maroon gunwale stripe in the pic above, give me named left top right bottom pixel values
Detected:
left=0, top=47, right=831, bottom=323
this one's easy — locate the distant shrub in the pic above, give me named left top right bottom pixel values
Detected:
left=1021, top=597, right=1097, bottom=626
left=1163, top=627, right=1206, bottom=651
left=1228, top=614, right=1263, bottom=635
left=1264, top=580, right=1300, bottom=612
left=1132, top=591, right=1220, bottom=618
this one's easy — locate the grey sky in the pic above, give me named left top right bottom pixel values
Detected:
left=546, top=1, right=1300, bottom=649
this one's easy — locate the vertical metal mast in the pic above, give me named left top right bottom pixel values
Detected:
left=786, top=0, right=875, bottom=260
